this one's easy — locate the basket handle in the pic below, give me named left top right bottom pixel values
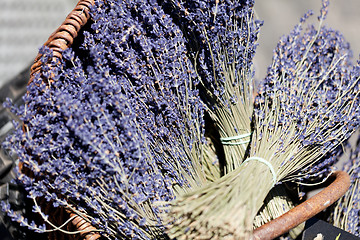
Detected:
left=251, top=171, right=351, bottom=240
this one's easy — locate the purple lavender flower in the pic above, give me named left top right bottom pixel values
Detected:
left=255, top=0, right=357, bottom=180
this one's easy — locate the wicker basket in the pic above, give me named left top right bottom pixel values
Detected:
left=22, top=1, right=351, bottom=239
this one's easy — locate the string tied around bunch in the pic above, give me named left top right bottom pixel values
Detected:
left=241, top=156, right=277, bottom=187
left=220, top=132, right=251, bottom=145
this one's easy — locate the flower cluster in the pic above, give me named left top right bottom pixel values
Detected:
left=87, top=0, right=207, bottom=185
left=254, top=1, right=359, bottom=180
left=161, top=0, right=261, bottom=95
left=2, top=0, right=208, bottom=239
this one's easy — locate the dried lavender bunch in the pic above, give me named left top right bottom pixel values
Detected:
left=161, top=0, right=299, bottom=231
left=3, top=49, right=174, bottom=239
left=160, top=0, right=262, bottom=173
left=4, top=63, right=172, bottom=239
left=164, top=2, right=360, bottom=239
left=1, top=0, right=209, bottom=239
left=86, top=0, right=208, bottom=187
left=331, top=131, right=360, bottom=235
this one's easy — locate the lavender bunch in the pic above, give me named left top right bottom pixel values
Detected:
left=86, top=0, right=208, bottom=188
left=164, top=2, right=360, bottom=239
left=1, top=0, right=210, bottom=239
left=162, top=0, right=298, bottom=232
left=331, top=131, right=360, bottom=235
left=161, top=0, right=262, bottom=173
left=3, top=48, right=173, bottom=239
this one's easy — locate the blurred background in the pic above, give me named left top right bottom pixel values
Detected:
left=0, top=0, right=78, bottom=88
left=254, top=0, right=360, bottom=81
left=0, top=0, right=359, bottom=239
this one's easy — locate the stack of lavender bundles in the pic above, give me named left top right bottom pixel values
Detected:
left=2, top=0, right=360, bottom=240
left=164, top=1, right=360, bottom=239
left=1, top=0, right=212, bottom=239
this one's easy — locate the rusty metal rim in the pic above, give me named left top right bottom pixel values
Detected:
left=251, top=171, right=351, bottom=240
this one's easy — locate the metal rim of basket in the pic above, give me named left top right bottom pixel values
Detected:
left=24, top=1, right=351, bottom=239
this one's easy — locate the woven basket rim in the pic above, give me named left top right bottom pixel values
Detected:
left=29, top=0, right=94, bottom=85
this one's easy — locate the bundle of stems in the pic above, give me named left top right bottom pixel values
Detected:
left=161, top=0, right=261, bottom=173
left=164, top=2, right=360, bottom=238
left=160, top=0, right=297, bottom=231
left=204, top=47, right=254, bottom=173
left=160, top=0, right=311, bottom=235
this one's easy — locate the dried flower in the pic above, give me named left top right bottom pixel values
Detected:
left=331, top=133, right=360, bottom=236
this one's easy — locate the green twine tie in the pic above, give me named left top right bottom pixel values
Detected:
left=220, top=132, right=251, bottom=146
